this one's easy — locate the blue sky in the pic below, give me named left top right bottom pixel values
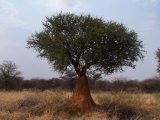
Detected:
left=0, top=0, right=160, bottom=80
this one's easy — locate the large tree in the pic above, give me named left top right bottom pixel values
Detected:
left=156, top=48, right=160, bottom=74
left=27, top=12, right=144, bottom=114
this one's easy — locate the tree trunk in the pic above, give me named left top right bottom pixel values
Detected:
left=64, top=69, right=97, bottom=114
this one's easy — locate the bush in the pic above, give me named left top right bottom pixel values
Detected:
left=102, top=102, right=137, bottom=120
left=1, top=75, right=160, bottom=93
left=140, top=77, right=160, bottom=93
left=0, top=77, right=23, bottom=90
left=90, top=80, right=112, bottom=91
left=21, top=78, right=64, bottom=91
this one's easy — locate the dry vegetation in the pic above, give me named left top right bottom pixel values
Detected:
left=0, top=90, right=160, bottom=120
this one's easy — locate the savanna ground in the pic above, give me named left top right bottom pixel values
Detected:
left=0, top=89, right=160, bottom=120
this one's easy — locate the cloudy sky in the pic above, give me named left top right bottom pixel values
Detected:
left=0, top=0, right=160, bottom=80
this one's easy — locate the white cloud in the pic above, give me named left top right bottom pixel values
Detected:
left=131, top=0, right=139, bottom=2
left=150, top=0, right=160, bottom=3
left=0, top=0, right=27, bottom=29
left=0, top=0, right=28, bottom=63
left=131, top=0, right=160, bottom=6
left=36, top=0, right=83, bottom=12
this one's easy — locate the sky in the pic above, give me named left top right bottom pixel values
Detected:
left=0, top=0, right=160, bottom=80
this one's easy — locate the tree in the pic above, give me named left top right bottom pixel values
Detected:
left=61, top=70, right=78, bottom=91
left=27, top=12, right=144, bottom=114
left=156, top=48, right=160, bottom=74
left=0, top=60, right=21, bottom=90
left=87, top=71, right=102, bottom=84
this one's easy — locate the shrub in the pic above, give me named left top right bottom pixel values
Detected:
left=140, top=77, right=160, bottom=93
left=102, top=102, right=137, bottom=120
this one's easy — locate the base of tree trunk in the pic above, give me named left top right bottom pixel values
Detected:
left=62, top=76, right=98, bottom=114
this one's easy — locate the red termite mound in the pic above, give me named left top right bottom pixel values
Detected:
left=63, top=70, right=97, bottom=114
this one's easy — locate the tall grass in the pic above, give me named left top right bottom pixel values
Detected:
left=0, top=90, right=160, bottom=120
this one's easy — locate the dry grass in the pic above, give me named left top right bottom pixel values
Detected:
left=0, top=90, right=160, bottom=120
left=0, top=91, right=35, bottom=101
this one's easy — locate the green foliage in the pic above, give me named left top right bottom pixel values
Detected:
left=27, top=12, right=145, bottom=75
left=156, top=48, right=160, bottom=73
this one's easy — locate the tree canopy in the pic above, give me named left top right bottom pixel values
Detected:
left=27, top=12, right=144, bottom=76
left=0, top=60, right=21, bottom=79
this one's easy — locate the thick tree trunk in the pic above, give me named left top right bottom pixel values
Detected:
left=64, top=69, right=97, bottom=114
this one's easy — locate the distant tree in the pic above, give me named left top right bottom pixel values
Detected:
left=0, top=60, right=21, bottom=90
left=61, top=70, right=78, bottom=80
left=87, top=71, right=102, bottom=84
left=61, top=70, right=78, bottom=91
left=27, top=12, right=145, bottom=113
left=156, top=48, right=160, bottom=74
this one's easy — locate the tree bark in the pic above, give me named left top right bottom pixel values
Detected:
left=64, top=69, right=97, bottom=114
